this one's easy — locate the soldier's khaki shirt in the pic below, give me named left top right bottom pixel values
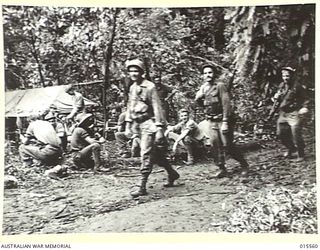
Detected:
left=125, top=79, right=165, bottom=127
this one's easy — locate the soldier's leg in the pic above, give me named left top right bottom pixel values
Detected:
left=72, top=152, right=88, bottom=169
left=41, top=145, right=62, bottom=166
left=209, top=127, right=228, bottom=178
left=219, top=120, right=249, bottom=174
left=167, top=131, right=185, bottom=147
left=73, top=143, right=100, bottom=169
left=183, top=135, right=195, bottom=165
left=291, top=125, right=305, bottom=159
left=19, top=144, right=41, bottom=166
left=287, top=113, right=305, bottom=159
left=153, top=140, right=179, bottom=187
left=130, top=132, right=154, bottom=197
left=115, top=131, right=130, bottom=157
left=131, top=137, right=141, bottom=157
left=277, top=121, right=296, bottom=157
left=221, top=131, right=249, bottom=170
left=19, top=144, right=60, bottom=166
left=60, top=136, right=68, bottom=152
left=91, top=143, right=102, bottom=171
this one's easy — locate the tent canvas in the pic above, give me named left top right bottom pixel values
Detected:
left=5, top=85, right=98, bottom=117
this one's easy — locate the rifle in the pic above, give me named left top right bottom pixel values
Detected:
left=266, top=98, right=281, bottom=121
left=265, top=85, right=290, bottom=122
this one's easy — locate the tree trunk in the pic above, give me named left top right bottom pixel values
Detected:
left=30, top=34, right=45, bottom=87
left=102, top=8, right=120, bottom=137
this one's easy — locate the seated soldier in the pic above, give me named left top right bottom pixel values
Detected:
left=70, top=113, right=105, bottom=172
left=45, top=112, right=68, bottom=152
left=19, top=115, right=62, bottom=167
left=165, top=109, right=204, bottom=165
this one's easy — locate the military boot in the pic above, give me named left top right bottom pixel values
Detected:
left=163, top=167, right=180, bottom=187
left=236, top=157, right=249, bottom=176
left=240, top=162, right=249, bottom=176
left=130, top=174, right=149, bottom=198
left=215, top=165, right=229, bottom=178
left=296, top=148, right=305, bottom=162
left=283, top=147, right=297, bottom=158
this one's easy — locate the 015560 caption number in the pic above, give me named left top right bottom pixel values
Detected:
left=300, top=244, right=318, bottom=248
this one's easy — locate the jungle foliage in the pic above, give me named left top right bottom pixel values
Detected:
left=3, top=4, right=315, bottom=128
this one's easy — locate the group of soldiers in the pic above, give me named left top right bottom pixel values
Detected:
left=18, top=59, right=309, bottom=198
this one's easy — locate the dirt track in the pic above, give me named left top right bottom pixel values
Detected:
left=2, top=128, right=316, bottom=234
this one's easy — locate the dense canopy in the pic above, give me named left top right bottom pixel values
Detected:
left=3, top=5, right=315, bottom=128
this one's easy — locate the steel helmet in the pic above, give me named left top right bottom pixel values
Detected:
left=126, top=59, right=145, bottom=72
left=76, top=113, right=94, bottom=127
left=281, top=66, right=296, bottom=73
left=44, top=112, right=55, bottom=121
left=201, top=63, right=219, bottom=74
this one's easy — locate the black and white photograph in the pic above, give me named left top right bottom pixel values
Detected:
left=2, top=3, right=317, bottom=237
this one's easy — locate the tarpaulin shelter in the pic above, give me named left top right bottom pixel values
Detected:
left=5, top=85, right=98, bottom=118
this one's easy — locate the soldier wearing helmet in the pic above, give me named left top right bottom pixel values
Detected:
left=124, top=59, right=180, bottom=197
left=70, top=113, right=106, bottom=172
left=195, top=64, right=249, bottom=178
left=268, top=66, right=309, bottom=161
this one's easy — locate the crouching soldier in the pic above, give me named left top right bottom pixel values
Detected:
left=19, top=115, right=62, bottom=167
left=165, top=109, right=203, bottom=165
left=195, top=64, right=249, bottom=178
left=125, top=59, right=180, bottom=197
left=70, top=113, right=105, bottom=172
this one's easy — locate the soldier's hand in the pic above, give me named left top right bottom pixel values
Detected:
left=99, top=137, right=106, bottom=143
left=221, top=121, right=229, bottom=133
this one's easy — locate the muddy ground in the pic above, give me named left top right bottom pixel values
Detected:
left=2, top=125, right=316, bottom=234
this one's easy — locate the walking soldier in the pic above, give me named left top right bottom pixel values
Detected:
left=267, top=66, right=309, bottom=160
left=124, top=59, right=180, bottom=197
left=195, top=64, right=249, bottom=178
